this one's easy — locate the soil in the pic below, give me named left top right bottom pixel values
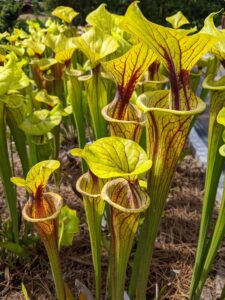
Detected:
left=0, top=142, right=224, bottom=300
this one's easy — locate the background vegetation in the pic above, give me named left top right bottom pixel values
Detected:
left=0, top=0, right=224, bottom=33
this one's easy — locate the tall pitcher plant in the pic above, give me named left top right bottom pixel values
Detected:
left=11, top=160, right=73, bottom=300
left=119, top=2, right=216, bottom=298
left=71, top=137, right=151, bottom=300
left=189, top=12, right=225, bottom=299
left=102, top=42, right=156, bottom=142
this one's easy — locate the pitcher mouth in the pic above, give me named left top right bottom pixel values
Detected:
left=137, top=90, right=206, bottom=116
left=102, top=102, right=146, bottom=126
left=22, top=192, right=63, bottom=223
left=76, top=172, right=102, bottom=198
left=101, top=178, right=150, bottom=214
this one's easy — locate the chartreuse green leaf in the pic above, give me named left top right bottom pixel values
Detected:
left=101, top=178, right=149, bottom=300
left=76, top=172, right=106, bottom=300
left=136, top=59, right=168, bottom=94
left=11, top=160, right=60, bottom=198
left=166, top=11, right=190, bottom=29
left=86, top=4, right=131, bottom=57
left=66, top=69, right=87, bottom=171
left=0, top=93, right=25, bottom=109
left=22, top=39, right=45, bottom=56
left=19, top=109, right=62, bottom=136
left=72, top=27, right=119, bottom=140
left=44, top=32, right=76, bottom=55
left=218, top=108, right=225, bottom=157
left=102, top=42, right=155, bottom=141
left=217, top=107, right=225, bottom=126
left=74, top=27, right=119, bottom=67
left=58, top=205, right=80, bottom=248
left=31, top=58, right=57, bottom=71
left=52, top=6, right=79, bottom=24
left=0, top=44, right=25, bottom=57
left=55, top=48, right=76, bottom=64
left=122, top=2, right=216, bottom=109
left=35, top=89, right=60, bottom=107
left=70, top=137, right=152, bottom=179
left=123, top=2, right=215, bottom=73
left=200, top=11, right=225, bottom=61
left=189, top=75, right=225, bottom=299
left=0, top=53, right=29, bottom=95
left=86, top=4, right=123, bottom=35
left=79, top=71, right=108, bottom=140
left=103, top=42, right=156, bottom=106
left=128, top=90, right=206, bottom=299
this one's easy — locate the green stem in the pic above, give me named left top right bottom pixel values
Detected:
left=194, top=179, right=225, bottom=299
left=7, top=111, right=30, bottom=176
left=85, top=70, right=108, bottom=140
left=0, top=102, right=18, bottom=242
left=45, top=236, right=66, bottom=300
left=76, top=173, right=105, bottom=300
left=101, top=179, right=149, bottom=300
left=84, top=198, right=102, bottom=300
left=52, top=126, right=60, bottom=160
left=189, top=89, right=225, bottom=299
left=128, top=183, right=169, bottom=299
left=26, top=134, right=37, bottom=167
left=66, top=70, right=87, bottom=172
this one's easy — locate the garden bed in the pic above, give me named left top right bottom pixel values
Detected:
left=1, top=145, right=224, bottom=300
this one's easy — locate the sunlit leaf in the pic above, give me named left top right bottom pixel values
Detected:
left=122, top=2, right=216, bottom=73
left=35, top=89, right=60, bottom=107
left=71, top=137, right=152, bottom=178
left=31, top=58, right=57, bottom=71
left=52, top=6, right=79, bottom=24
left=0, top=93, right=25, bottom=109
left=74, top=27, right=119, bottom=67
left=44, top=32, right=76, bottom=53
left=0, top=53, right=29, bottom=96
left=55, top=48, right=76, bottom=63
left=11, top=160, right=60, bottom=197
left=22, top=39, right=45, bottom=55
left=103, top=42, right=156, bottom=105
left=58, top=205, right=80, bottom=248
left=200, top=11, right=225, bottom=61
left=0, top=44, right=25, bottom=56
left=20, top=109, right=62, bottom=135
left=217, top=107, right=225, bottom=126
left=219, top=144, right=225, bottom=157
left=166, top=11, right=190, bottom=29
left=86, top=3, right=123, bottom=35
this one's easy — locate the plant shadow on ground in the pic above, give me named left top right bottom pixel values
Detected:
left=0, top=145, right=225, bottom=300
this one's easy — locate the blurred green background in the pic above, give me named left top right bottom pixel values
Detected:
left=0, top=0, right=224, bottom=32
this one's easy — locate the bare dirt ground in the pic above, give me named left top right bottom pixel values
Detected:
left=0, top=145, right=224, bottom=299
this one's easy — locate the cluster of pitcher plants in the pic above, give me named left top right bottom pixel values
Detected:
left=1, top=2, right=225, bottom=299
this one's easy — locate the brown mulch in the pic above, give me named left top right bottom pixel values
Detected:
left=0, top=145, right=224, bottom=300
